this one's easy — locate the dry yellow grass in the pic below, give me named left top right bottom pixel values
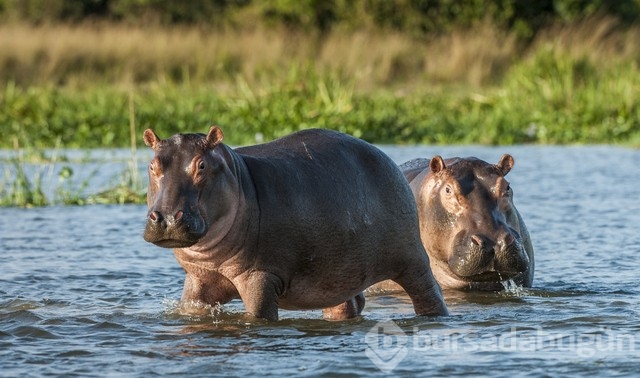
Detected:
left=0, top=17, right=637, bottom=90
left=530, top=15, right=640, bottom=63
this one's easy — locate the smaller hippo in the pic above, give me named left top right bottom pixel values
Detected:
left=400, top=154, right=534, bottom=291
left=142, top=126, right=448, bottom=321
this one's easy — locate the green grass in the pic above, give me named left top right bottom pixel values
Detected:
left=2, top=52, right=639, bottom=150
left=1, top=21, right=640, bottom=207
left=0, top=147, right=146, bottom=207
left=0, top=157, right=48, bottom=207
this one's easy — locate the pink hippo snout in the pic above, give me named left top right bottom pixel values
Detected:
left=448, top=226, right=530, bottom=282
left=144, top=207, right=206, bottom=248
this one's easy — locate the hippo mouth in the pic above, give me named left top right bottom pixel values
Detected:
left=143, top=211, right=205, bottom=249
left=456, top=270, right=520, bottom=283
left=448, top=235, right=529, bottom=283
left=143, top=228, right=203, bottom=248
left=147, top=237, right=199, bottom=249
left=449, top=257, right=527, bottom=283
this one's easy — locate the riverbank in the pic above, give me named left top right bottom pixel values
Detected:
left=1, top=18, right=639, bottom=149
left=2, top=19, right=639, bottom=207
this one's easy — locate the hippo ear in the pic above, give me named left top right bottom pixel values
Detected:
left=205, top=126, right=224, bottom=149
left=429, top=155, right=446, bottom=174
left=497, top=154, right=514, bottom=176
left=143, top=129, right=161, bottom=150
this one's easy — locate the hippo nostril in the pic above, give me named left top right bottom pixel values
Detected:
left=501, top=233, right=516, bottom=247
left=174, top=210, right=184, bottom=221
left=471, top=234, right=484, bottom=248
left=149, top=211, right=162, bottom=223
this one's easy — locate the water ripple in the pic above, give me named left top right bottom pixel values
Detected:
left=1, top=146, right=640, bottom=376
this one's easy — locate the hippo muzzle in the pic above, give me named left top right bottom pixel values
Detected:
left=143, top=207, right=206, bottom=248
left=447, top=228, right=529, bottom=282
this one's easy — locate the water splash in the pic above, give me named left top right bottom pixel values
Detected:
left=162, top=298, right=226, bottom=320
left=500, top=278, right=526, bottom=296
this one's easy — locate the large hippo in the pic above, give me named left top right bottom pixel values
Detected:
left=142, top=126, right=448, bottom=321
left=399, top=154, right=534, bottom=291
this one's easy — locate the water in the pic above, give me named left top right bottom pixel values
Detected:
left=1, top=145, right=640, bottom=376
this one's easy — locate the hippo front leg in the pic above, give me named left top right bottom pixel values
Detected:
left=393, top=261, right=449, bottom=316
left=181, top=273, right=239, bottom=305
left=322, top=292, right=365, bottom=321
left=236, top=271, right=284, bottom=321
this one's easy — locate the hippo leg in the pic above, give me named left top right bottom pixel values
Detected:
left=181, top=273, right=238, bottom=305
left=393, top=261, right=449, bottom=316
left=322, top=292, right=366, bottom=321
left=237, top=271, right=283, bottom=321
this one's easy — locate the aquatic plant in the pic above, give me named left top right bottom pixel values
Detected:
left=0, top=99, right=146, bottom=207
left=0, top=157, right=48, bottom=207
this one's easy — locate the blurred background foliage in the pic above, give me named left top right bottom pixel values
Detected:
left=0, top=0, right=639, bottom=148
left=1, top=0, right=640, bottom=206
left=2, top=0, right=639, bottom=38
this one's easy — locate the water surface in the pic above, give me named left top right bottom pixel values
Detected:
left=1, top=145, right=639, bottom=376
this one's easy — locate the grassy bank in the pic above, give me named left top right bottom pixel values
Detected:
left=1, top=18, right=640, bottom=206
left=2, top=18, right=640, bottom=148
left=3, top=51, right=639, bottom=149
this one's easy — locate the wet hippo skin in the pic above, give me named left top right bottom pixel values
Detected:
left=398, top=154, right=534, bottom=291
left=142, top=126, right=448, bottom=321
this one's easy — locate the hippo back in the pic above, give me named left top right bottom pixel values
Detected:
left=236, top=129, right=418, bottom=262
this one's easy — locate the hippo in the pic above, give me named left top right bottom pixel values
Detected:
left=398, top=154, right=534, bottom=291
left=142, top=126, right=448, bottom=321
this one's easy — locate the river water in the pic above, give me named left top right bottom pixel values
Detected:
left=1, top=145, right=639, bottom=376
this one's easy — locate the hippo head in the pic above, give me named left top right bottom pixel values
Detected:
left=420, top=154, right=530, bottom=287
left=143, top=126, right=238, bottom=249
